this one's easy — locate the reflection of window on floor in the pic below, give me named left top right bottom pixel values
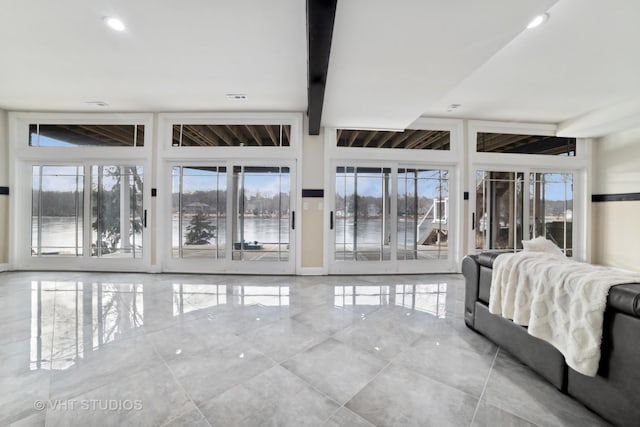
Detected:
left=171, top=285, right=290, bottom=315
left=173, top=284, right=227, bottom=316
left=30, top=281, right=143, bottom=371
left=236, top=286, right=290, bottom=306
left=334, top=284, right=448, bottom=316
left=334, top=286, right=391, bottom=307
left=394, top=283, right=447, bottom=318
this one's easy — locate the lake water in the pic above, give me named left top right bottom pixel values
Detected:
left=32, top=216, right=438, bottom=253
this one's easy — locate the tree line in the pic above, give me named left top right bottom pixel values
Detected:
left=33, top=191, right=82, bottom=216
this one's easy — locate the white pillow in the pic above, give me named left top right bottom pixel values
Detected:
left=522, top=236, right=565, bottom=257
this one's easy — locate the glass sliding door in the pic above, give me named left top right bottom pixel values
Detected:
left=232, top=166, right=291, bottom=262
left=14, top=115, right=152, bottom=270
left=475, top=171, right=524, bottom=251
left=475, top=170, right=573, bottom=255
left=29, top=164, right=147, bottom=265
left=172, top=166, right=227, bottom=259
left=31, top=166, right=84, bottom=256
left=331, top=163, right=454, bottom=273
left=91, top=166, right=144, bottom=258
left=335, top=166, right=392, bottom=262
left=397, top=168, right=449, bottom=260
left=530, top=172, right=573, bottom=256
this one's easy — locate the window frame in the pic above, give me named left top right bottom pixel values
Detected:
left=158, top=112, right=302, bottom=160
left=156, top=112, right=303, bottom=274
left=324, top=117, right=464, bottom=274
left=467, top=120, right=589, bottom=260
left=9, top=112, right=153, bottom=271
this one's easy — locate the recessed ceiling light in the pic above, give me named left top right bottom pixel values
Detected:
left=527, top=13, right=549, bottom=29
left=104, top=17, right=126, bottom=32
left=85, top=101, right=109, bottom=107
left=226, top=93, right=248, bottom=100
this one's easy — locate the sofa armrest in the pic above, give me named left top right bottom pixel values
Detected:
left=462, top=255, right=480, bottom=328
left=477, top=250, right=511, bottom=268
left=608, top=284, right=640, bottom=318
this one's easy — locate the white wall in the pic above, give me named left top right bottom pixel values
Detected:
left=0, top=110, right=8, bottom=266
left=591, top=127, right=640, bottom=271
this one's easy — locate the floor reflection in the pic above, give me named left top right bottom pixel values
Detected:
left=27, top=278, right=448, bottom=371
left=173, top=284, right=227, bottom=316
left=31, top=281, right=143, bottom=371
left=1, top=272, right=607, bottom=427
left=334, top=282, right=448, bottom=317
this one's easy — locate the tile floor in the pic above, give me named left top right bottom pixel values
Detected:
left=0, top=271, right=609, bottom=426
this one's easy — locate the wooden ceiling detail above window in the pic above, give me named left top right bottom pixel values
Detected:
left=172, top=124, right=291, bottom=147
left=477, top=133, right=576, bottom=156
left=337, top=129, right=450, bottom=150
left=30, top=124, right=144, bottom=147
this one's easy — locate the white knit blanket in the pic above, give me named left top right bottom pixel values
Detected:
left=489, top=251, right=640, bottom=377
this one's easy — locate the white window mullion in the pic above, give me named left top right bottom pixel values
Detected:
left=389, top=166, right=398, bottom=266
left=522, top=171, right=531, bottom=243
left=83, top=164, right=92, bottom=259
left=225, top=161, right=234, bottom=263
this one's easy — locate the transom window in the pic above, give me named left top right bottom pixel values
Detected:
left=29, top=124, right=145, bottom=147
left=337, top=129, right=450, bottom=150
left=172, top=124, right=291, bottom=147
left=476, top=132, right=576, bottom=156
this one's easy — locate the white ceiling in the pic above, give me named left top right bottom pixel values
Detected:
left=0, top=0, right=307, bottom=112
left=1, top=0, right=639, bottom=137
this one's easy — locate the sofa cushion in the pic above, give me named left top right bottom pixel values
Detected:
left=522, top=236, right=564, bottom=257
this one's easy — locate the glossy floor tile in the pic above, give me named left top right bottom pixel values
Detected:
left=0, top=271, right=609, bottom=426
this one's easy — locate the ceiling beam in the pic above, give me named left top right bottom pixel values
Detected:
left=361, top=131, right=378, bottom=147
left=244, top=125, right=263, bottom=146
left=374, top=132, right=395, bottom=148
left=264, top=125, right=279, bottom=146
left=347, top=130, right=360, bottom=147
left=307, top=0, right=337, bottom=135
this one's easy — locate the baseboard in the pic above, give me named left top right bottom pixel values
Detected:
left=148, top=264, right=162, bottom=273
left=0, top=263, right=9, bottom=272
left=299, top=267, right=326, bottom=276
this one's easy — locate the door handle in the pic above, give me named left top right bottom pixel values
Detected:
left=291, top=211, right=295, bottom=230
left=330, top=211, right=334, bottom=230
left=472, top=212, right=475, bottom=230
left=144, top=209, right=147, bottom=228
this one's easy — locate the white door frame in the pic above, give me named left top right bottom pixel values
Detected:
left=323, top=118, right=464, bottom=274
left=9, top=112, right=153, bottom=271
left=156, top=112, right=303, bottom=274
left=467, top=120, right=590, bottom=260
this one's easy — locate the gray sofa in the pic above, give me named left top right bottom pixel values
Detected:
left=462, top=252, right=640, bottom=427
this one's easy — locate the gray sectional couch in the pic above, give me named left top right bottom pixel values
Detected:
left=462, top=252, right=640, bottom=427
